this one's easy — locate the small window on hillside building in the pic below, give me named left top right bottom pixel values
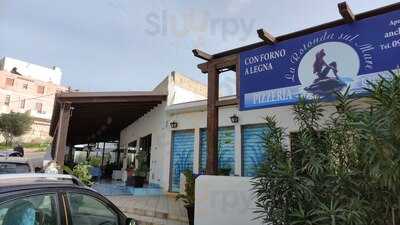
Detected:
left=5, top=78, right=14, bottom=86
left=4, top=95, right=10, bottom=106
left=37, top=85, right=45, bottom=94
left=20, top=99, right=25, bottom=109
left=23, top=83, right=28, bottom=89
left=36, top=102, right=43, bottom=113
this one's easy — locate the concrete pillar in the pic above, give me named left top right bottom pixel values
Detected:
left=55, top=103, right=71, bottom=172
left=193, top=128, right=200, bottom=174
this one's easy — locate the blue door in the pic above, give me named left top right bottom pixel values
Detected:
left=170, top=130, right=194, bottom=192
left=242, top=124, right=267, bottom=177
left=199, top=127, right=235, bottom=175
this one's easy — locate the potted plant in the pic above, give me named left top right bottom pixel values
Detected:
left=89, top=156, right=102, bottom=180
left=176, top=170, right=196, bottom=225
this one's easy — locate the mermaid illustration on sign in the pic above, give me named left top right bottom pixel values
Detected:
left=304, top=49, right=346, bottom=96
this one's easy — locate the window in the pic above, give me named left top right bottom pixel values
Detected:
left=4, top=95, right=10, bottom=106
left=5, top=78, right=14, bottom=86
left=0, top=162, right=30, bottom=174
left=199, top=127, right=235, bottom=175
left=23, top=83, right=28, bottom=89
left=0, top=193, right=59, bottom=225
left=37, top=85, right=45, bottom=94
left=20, top=99, right=25, bottom=109
left=242, top=124, right=268, bottom=177
left=67, top=192, right=118, bottom=225
left=36, top=102, right=43, bottom=113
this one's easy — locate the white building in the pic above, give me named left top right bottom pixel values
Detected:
left=0, top=57, right=62, bottom=85
left=117, top=72, right=333, bottom=192
left=51, top=71, right=338, bottom=193
left=0, top=57, right=68, bottom=142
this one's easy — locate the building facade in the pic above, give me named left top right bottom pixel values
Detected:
left=118, top=72, right=343, bottom=192
left=0, top=57, right=68, bottom=143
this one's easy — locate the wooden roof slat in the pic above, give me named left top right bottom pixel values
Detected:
left=257, top=29, right=276, bottom=44
left=192, top=49, right=213, bottom=61
left=338, top=2, right=355, bottom=23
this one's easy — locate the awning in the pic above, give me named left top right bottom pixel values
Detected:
left=50, top=91, right=166, bottom=145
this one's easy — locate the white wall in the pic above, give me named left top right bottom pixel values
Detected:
left=120, top=97, right=342, bottom=191
left=169, top=86, right=206, bottom=105
left=195, top=175, right=262, bottom=225
left=1, top=57, right=62, bottom=85
left=120, top=101, right=169, bottom=188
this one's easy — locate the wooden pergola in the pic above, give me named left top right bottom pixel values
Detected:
left=193, top=1, right=400, bottom=175
left=50, top=91, right=166, bottom=168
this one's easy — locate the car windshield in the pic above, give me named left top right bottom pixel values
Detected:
left=0, top=163, right=30, bottom=174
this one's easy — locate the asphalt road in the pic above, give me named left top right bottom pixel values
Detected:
left=24, top=149, right=46, bottom=168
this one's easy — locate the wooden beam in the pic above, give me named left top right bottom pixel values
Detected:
left=51, top=125, right=59, bottom=159
left=198, top=54, right=238, bottom=73
left=257, top=29, right=276, bottom=44
left=55, top=103, right=72, bottom=172
left=216, top=99, right=239, bottom=107
left=192, top=49, right=213, bottom=61
left=338, top=2, right=355, bottom=23
left=206, top=66, right=219, bottom=175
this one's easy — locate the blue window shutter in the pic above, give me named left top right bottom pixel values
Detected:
left=171, top=130, right=194, bottom=192
left=242, top=124, right=267, bottom=177
left=199, top=127, right=235, bottom=175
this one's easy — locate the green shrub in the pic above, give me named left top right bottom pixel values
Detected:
left=176, top=170, right=195, bottom=207
left=252, top=70, right=400, bottom=225
left=72, top=163, right=93, bottom=186
left=89, top=156, right=102, bottom=167
left=135, top=150, right=149, bottom=177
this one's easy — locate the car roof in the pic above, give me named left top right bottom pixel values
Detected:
left=0, top=157, right=31, bottom=164
left=0, top=173, right=88, bottom=194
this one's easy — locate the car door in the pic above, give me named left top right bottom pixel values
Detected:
left=0, top=191, right=61, bottom=225
left=62, top=190, right=126, bottom=225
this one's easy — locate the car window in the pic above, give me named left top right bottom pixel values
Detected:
left=0, top=193, right=58, bottom=225
left=0, top=163, right=30, bottom=174
left=66, top=192, right=119, bottom=225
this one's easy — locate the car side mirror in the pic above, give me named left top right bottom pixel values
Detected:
left=126, top=218, right=137, bottom=225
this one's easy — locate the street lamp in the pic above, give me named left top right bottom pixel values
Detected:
left=230, top=114, right=239, bottom=123
left=170, top=121, right=178, bottom=128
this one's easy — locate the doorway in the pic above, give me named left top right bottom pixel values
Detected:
left=139, top=134, right=152, bottom=180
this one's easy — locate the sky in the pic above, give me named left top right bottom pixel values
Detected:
left=0, top=0, right=398, bottom=94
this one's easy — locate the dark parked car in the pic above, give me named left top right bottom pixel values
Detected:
left=0, top=173, right=137, bottom=225
left=0, top=157, right=33, bottom=174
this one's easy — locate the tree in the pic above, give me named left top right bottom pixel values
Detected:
left=0, top=112, right=33, bottom=145
left=252, top=70, right=400, bottom=225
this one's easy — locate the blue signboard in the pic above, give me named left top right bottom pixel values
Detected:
left=240, top=10, right=400, bottom=110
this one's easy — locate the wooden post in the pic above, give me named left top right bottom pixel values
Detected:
left=101, top=142, right=106, bottom=167
left=55, top=102, right=71, bottom=171
left=116, top=140, right=121, bottom=169
left=68, top=145, right=73, bottom=163
left=206, top=66, right=219, bottom=175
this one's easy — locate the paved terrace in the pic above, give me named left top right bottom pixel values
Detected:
left=108, top=195, right=188, bottom=225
